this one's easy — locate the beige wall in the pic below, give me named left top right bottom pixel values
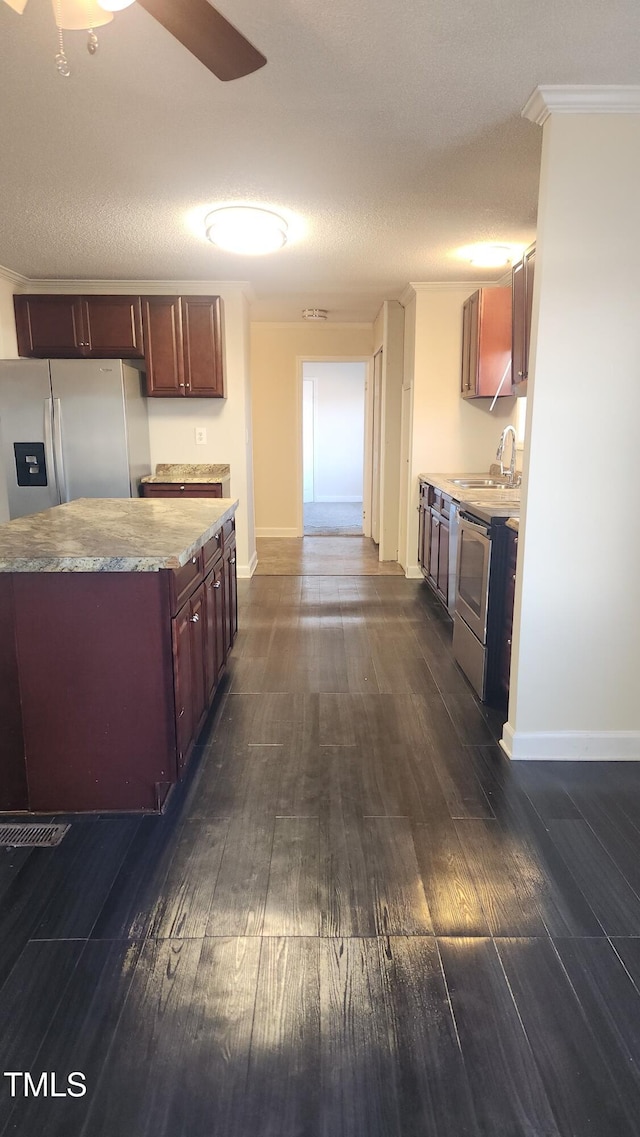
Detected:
left=251, top=322, right=373, bottom=534
left=505, top=108, right=640, bottom=760
left=401, top=284, right=517, bottom=574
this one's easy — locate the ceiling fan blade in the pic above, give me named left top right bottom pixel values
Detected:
left=136, top=0, right=266, bottom=81
left=2, top=0, right=29, bottom=14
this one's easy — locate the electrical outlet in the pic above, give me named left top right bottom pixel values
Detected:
left=195, top=427, right=207, bottom=446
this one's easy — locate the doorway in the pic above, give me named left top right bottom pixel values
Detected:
left=301, top=361, right=367, bottom=536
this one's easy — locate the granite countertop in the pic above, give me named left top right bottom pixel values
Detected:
left=0, top=498, right=239, bottom=573
left=419, top=472, right=521, bottom=522
left=141, top=463, right=231, bottom=484
left=506, top=517, right=520, bottom=532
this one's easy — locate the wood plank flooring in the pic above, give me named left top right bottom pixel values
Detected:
left=2, top=573, right=640, bottom=1136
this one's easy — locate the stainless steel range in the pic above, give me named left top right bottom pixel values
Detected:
left=452, top=500, right=517, bottom=704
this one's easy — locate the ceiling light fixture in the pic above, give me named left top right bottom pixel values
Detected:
left=465, top=244, right=517, bottom=269
left=205, top=206, right=288, bottom=255
left=302, top=308, right=328, bottom=321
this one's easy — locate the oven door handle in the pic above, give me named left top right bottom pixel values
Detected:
left=459, top=512, right=491, bottom=537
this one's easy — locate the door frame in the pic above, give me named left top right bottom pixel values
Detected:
left=296, top=356, right=373, bottom=538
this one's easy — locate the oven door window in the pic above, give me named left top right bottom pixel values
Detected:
left=458, top=529, right=489, bottom=623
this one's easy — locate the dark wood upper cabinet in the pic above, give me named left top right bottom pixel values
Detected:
left=182, top=295, right=225, bottom=398
left=511, top=242, right=536, bottom=395
left=81, top=296, right=144, bottom=358
left=142, top=296, right=185, bottom=396
left=14, top=294, right=144, bottom=359
left=14, top=295, right=85, bottom=358
left=143, top=295, right=225, bottom=399
left=461, top=286, right=512, bottom=399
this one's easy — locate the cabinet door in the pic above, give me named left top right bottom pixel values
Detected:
left=524, top=244, right=536, bottom=381
left=461, top=295, right=474, bottom=396
left=182, top=296, right=225, bottom=398
left=465, top=292, right=480, bottom=399
left=82, top=296, right=144, bottom=358
left=172, top=601, right=194, bottom=774
left=436, top=515, right=450, bottom=604
left=511, top=257, right=526, bottom=390
left=224, top=538, right=238, bottom=654
left=417, top=503, right=426, bottom=574
left=142, top=296, right=185, bottom=396
left=428, top=511, right=440, bottom=586
left=189, top=583, right=208, bottom=736
left=14, top=295, right=85, bottom=358
left=205, top=560, right=225, bottom=697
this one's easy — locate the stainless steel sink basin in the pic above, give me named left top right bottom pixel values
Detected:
left=451, top=478, right=511, bottom=488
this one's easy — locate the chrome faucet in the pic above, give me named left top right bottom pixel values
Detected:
left=496, top=425, right=521, bottom=487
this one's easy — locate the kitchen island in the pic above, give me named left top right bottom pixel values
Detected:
left=0, top=497, right=239, bottom=814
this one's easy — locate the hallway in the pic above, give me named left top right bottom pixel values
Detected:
left=2, top=574, right=640, bottom=1136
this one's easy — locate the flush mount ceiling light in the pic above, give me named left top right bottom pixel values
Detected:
left=302, top=308, right=328, bottom=321
left=205, top=207, right=288, bottom=255
left=462, top=244, right=519, bottom=268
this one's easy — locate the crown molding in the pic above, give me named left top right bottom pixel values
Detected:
left=19, top=278, right=253, bottom=296
left=0, top=263, right=29, bottom=287
left=401, top=279, right=501, bottom=304
left=522, top=85, right=640, bottom=126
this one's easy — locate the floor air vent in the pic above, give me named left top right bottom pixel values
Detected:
left=0, top=823, right=70, bottom=848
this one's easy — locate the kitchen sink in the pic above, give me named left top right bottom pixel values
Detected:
left=451, top=478, right=513, bottom=488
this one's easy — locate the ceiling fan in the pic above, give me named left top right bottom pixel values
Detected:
left=1, top=0, right=267, bottom=80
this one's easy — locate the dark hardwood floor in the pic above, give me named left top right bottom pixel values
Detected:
left=2, top=573, right=640, bottom=1136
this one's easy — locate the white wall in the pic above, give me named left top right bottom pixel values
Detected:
left=373, top=301, right=404, bottom=561
left=400, top=284, right=517, bottom=575
left=504, top=104, right=640, bottom=760
left=303, top=361, right=365, bottom=502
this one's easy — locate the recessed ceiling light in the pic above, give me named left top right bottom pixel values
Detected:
left=204, top=206, right=288, bottom=255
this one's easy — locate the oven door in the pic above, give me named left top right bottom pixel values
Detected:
left=455, top=513, right=492, bottom=643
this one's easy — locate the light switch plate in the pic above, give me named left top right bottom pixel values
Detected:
left=195, top=427, right=207, bottom=445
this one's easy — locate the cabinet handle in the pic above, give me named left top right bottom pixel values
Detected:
left=192, top=556, right=197, bottom=564
left=230, top=557, right=236, bottom=565
left=512, top=574, right=516, bottom=582
left=180, top=485, right=186, bottom=491
left=213, top=580, right=221, bottom=589
left=517, top=371, right=525, bottom=378
left=190, top=613, right=200, bottom=623
left=179, top=382, right=185, bottom=388
left=507, top=638, right=512, bottom=646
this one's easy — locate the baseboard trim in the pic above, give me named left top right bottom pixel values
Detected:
left=405, top=565, right=423, bottom=579
left=237, top=550, right=258, bottom=579
left=312, top=496, right=363, bottom=504
left=255, top=527, right=299, bottom=538
left=500, top=722, right=640, bottom=761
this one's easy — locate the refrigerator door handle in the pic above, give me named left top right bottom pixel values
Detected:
left=44, top=397, right=61, bottom=505
left=52, top=397, right=69, bottom=503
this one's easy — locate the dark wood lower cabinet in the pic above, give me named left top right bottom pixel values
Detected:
left=497, top=526, right=518, bottom=705
left=0, top=519, right=237, bottom=814
left=418, top=480, right=452, bottom=611
left=142, top=483, right=224, bottom=499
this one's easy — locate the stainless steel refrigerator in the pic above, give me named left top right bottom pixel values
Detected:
left=0, top=359, right=151, bottom=519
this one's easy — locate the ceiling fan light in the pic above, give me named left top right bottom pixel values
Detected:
left=205, top=206, right=288, bottom=255
left=96, top=0, right=135, bottom=11
left=52, top=0, right=113, bottom=29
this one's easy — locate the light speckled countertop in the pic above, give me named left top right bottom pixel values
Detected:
left=506, top=517, right=520, bottom=532
left=141, top=463, right=231, bottom=484
left=419, top=471, right=521, bottom=521
left=0, top=498, right=238, bottom=573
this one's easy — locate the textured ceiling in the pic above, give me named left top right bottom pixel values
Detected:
left=1, top=0, right=639, bottom=321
